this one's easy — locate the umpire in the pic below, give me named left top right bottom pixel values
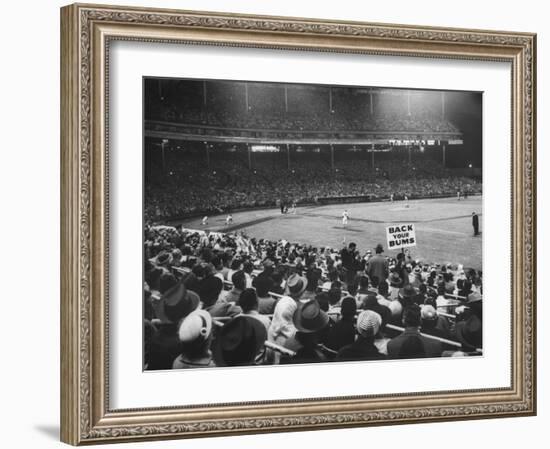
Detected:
left=472, top=212, right=480, bottom=236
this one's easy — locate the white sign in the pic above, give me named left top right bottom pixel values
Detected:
left=386, top=223, right=417, bottom=249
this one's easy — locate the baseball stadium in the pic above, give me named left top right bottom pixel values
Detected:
left=143, top=78, right=484, bottom=370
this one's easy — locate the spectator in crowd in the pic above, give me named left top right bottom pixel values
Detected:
left=388, top=272, right=402, bottom=300
left=337, top=310, right=386, bottom=361
left=270, top=270, right=285, bottom=295
left=359, top=291, right=392, bottom=328
left=420, top=305, right=451, bottom=340
left=202, top=274, right=242, bottom=318
left=395, top=252, right=410, bottom=288
left=243, top=260, right=254, bottom=288
left=450, top=312, right=482, bottom=356
left=238, top=288, right=271, bottom=332
left=267, top=297, right=298, bottom=363
left=341, top=242, right=358, bottom=285
left=226, top=258, right=243, bottom=282
left=387, top=304, right=442, bottom=359
left=254, top=275, right=277, bottom=315
left=220, top=270, right=246, bottom=304
left=302, top=267, right=322, bottom=301
left=325, top=296, right=357, bottom=351
left=213, top=315, right=268, bottom=366
left=148, top=280, right=200, bottom=370
left=282, top=300, right=330, bottom=364
left=399, top=285, right=419, bottom=308
left=328, top=286, right=343, bottom=312
left=284, top=273, right=308, bottom=302
left=173, top=309, right=215, bottom=369
left=143, top=224, right=482, bottom=369
left=366, top=244, right=389, bottom=285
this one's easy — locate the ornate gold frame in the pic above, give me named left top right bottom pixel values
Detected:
left=60, top=3, right=537, bottom=445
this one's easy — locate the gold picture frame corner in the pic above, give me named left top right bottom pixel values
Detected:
left=60, top=2, right=536, bottom=445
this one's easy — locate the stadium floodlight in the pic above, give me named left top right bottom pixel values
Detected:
left=251, top=145, right=278, bottom=152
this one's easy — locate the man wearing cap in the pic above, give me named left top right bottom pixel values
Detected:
left=387, top=304, right=442, bottom=359
left=366, top=244, right=388, bottom=286
left=336, top=310, right=386, bottom=361
left=172, top=310, right=215, bottom=369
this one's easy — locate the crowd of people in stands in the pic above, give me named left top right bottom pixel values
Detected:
left=144, top=154, right=482, bottom=221
left=144, top=226, right=483, bottom=370
left=153, top=107, right=459, bottom=134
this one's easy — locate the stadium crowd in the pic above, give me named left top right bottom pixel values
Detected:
left=144, top=226, right=483, bottom=370
left=154, top=108, right=459, bottom=134
left=145, top=155, right=481, bottom=221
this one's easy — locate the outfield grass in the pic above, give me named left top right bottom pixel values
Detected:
left=179, top=196, right=483, bottom=270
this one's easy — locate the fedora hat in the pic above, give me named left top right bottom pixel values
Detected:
left=455, top=315, right=482, bottom=350
left=399, top=284, right=418, bottom=299
left=389, top=272, right=402, bottom=287
left=150, top=250, right=173, bottom=267
left=293, top=300, right=329, bottom=333
left=284, top=273, right=308, bottom=297
left=156, top=279, right=200, bottom=324
left=213, top=316, right=267, bottom=366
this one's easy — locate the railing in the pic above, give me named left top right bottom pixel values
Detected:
left=145, top=119, right=462, bottom=144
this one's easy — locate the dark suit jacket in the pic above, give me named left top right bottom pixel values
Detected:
left=387, top=327, right=442, bottom=359
left=367, top=254, right=389, bottom=284
left=148, top=323, right=182, bottom=370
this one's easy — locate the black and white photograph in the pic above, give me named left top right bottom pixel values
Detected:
left=143, top=77, right=483, bottom=370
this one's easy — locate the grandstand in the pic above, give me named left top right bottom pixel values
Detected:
left=144, top=80, right=481, bottom=222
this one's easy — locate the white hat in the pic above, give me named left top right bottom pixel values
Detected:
left=178, top=309, right=212, bottom=343
left=388, top=300, right=403, bottom=318
left=421, top=305, right=438, bottom=320
left=356, top=310, right=382, bottom=337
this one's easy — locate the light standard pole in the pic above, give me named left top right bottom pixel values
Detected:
left=161, top=138, right=169, bottom=173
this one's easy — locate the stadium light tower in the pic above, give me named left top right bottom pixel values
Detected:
left=286, top=143, right=291, bottom=170
left=203, top=141, right=211, bottom=169
left=161, top=138, right=169, bottom=173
